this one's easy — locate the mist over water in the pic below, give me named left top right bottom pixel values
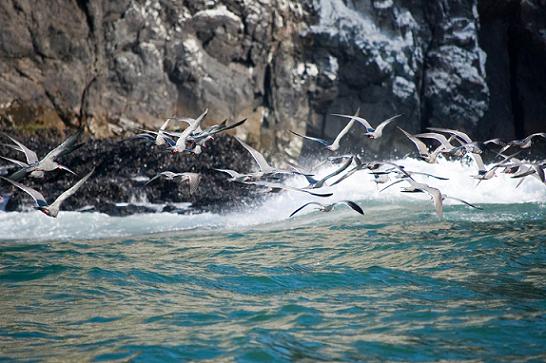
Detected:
left=1, top=156, right=545, bottom=361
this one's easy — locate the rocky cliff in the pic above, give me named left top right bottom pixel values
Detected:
left=1, top=0, right=545, bottom=160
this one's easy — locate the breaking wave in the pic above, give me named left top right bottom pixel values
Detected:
left=1, top=156, right=544, bottom=241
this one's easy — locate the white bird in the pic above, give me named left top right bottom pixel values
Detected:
left=171, top=109, right=208, bottom=153
left=235, top=137, right=295, bottom=177
left=0, top=169, right=94, bottom=218
left=2, top=131, right=81, bottom=181
left=302, top=156, right=354, bottom=189
left=426, top=127, right=482, bottom=154
left=145, top=171, right=201, bottom=194
left=247, top=181, right=333, bottom=198
left=398, top=127, right=445, bottom=163
left=499, top=133, right=546, bottom=153
left=289, top=200, right=364, bottom=217
left=136, top=118, right=175, bottom=146
left=381, top=177, right=481, bottom=217
left=289, top=109, right=360, bottom=151
left=214, top=169, right=261, bottom=183
left=414, top=132, right=462, bottom=156
left=332, top=113, right=402, bottom=139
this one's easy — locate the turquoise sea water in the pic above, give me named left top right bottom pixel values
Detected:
left=1, top=158, right=545, bottom=361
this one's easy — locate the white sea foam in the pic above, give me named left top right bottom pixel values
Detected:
left=0, top=157, right=544, bottom=241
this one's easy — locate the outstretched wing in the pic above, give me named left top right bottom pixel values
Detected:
left=44, top=129, right=83, bottom=161
left=0, top=177, right=47, bottom=207
left=289, top=130, right=330, bottom=147
left=314, top=156, right=354, bottom=188
left=374, top=114, right=402, bottom=136
left=214, top=168, right=241, bottom=179
left=427, top=127, right=473, bottom=145
left=398, top=127, right=429, bottom=156
left=251, top=181, right=333, bottom=198
left=235, top=137, right=272, bottom=172
left=289, top=202, right=323, bottom=218
left=49, top=169, right=94, bottom=211
left=378, top=178, right=406, bottom=192
left=445, top=196, right=483, bottom=210
left=2, top=133, right=38, bottom=164
left=331, top=113, right=373, bottom=131
left=0, top=156, right=29, bottom=168
left=339, top=200, right=364, bottom=215
left=181, top=173, right=201, bottom=194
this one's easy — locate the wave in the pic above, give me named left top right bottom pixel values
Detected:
left=1, top=156, right=544, bottom=241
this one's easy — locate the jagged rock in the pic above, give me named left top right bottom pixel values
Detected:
left=0, top=0, right=544, bottom=160
left=0, top=131, right=262, bottom=215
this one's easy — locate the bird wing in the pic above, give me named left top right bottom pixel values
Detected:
left=159, top=119, right=171, bottom=131
left=445, top=196, right=483, bottom=210
left=484, top=138, right=506, bottom=146
left=0, top=177, right=47, bottom=207
left=524, top=132, right=546, bottom=143
left=289, top=130, right=330, bottom=147
left=212, top=118, right=247, bottom=135
left=144, top=173, right=164, bottom=185
left=426, top=127, right=473, bottom=144
left=251, top=181, right=333, bottom=197
left=181, top=173, right=201, bottom=194
left=378, top=178, right=406, bottom=192
left=533, top=165, right=545, bottom=183
left=235, top=137, right=272, bottom=172
left=330, top=119, right=355, bottom=149
left=409, top=171, right=449, bottom=180
left=43, top=129, right=83, bottom=161
left=289, top=202, right=323, bottom=217
left=2, top=133, right=39, bottom=164
left=214, top=168, right=241, bottom=179
left=339, top=200, right=364, bottom=215
left=314, top=156, right=354, bottom=188
left=331, top=114, right=373, bottom=131
left=328, top=167, right=358, bottom=186
left=49, top=169, right=94, bottom=211
left=418, top=184, right=443, bottom=218
left=470, top=153, right=486, bottom=174
left=0, top=156, right=29, bottom=168
left=373, top=114, right=402, bottom=136
left=398, top=127, right=429, bottom=156
left=414, top=132, right=453, bottom=149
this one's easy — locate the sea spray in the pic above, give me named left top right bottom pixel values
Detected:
left=1, top=157, right=544, bottom=241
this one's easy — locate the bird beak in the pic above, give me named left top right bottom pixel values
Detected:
left=58, top=165, right=77, bottom=175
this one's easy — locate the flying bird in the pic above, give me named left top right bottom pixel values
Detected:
left=332, top=113, right=402, bottom=139
left=289, top=200, right=364, bottom=217
left=145, top=171, right=201, bottom=194
left=289, top=109, right=360, bottom=151
left=0, top=169, right=94, bottom=218
left=1, top=130, right=82, bottom=181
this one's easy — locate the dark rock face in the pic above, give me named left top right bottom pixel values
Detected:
left=0, top=0, right=544, bottom=159
left=0, top=131, right=262, bottom=214
left=478, top=0, right=546, bottom=140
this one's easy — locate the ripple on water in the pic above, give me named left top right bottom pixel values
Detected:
left=0, top=203, right=545, bottom=361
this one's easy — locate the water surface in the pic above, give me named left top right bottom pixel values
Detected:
left=1, top=158, right=545, bottom=361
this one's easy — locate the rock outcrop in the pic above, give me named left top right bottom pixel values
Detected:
left=0, top=0, right=544, bottom=160
left=0, top=130, right=261, bottom=214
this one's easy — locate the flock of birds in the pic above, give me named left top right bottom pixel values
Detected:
left=0, top=108, right=545, bottom=219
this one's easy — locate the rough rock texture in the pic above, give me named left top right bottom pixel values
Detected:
left=0, top=131, right=263, bottom=214
left=0, top=0, right=545, bottom=160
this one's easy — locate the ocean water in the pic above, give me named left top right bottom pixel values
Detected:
left=1, top=157, right=545, bottom=361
